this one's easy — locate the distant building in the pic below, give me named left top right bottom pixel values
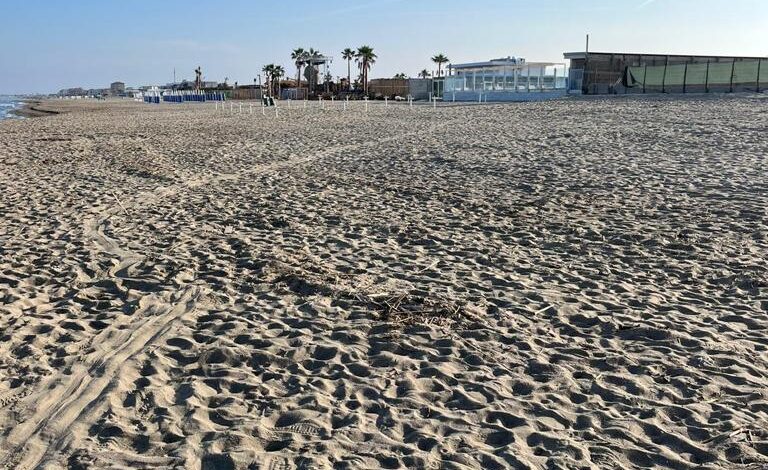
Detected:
left=87, top=88, right=109, bottom=98
left=58, top=87, right=86, bottom=97
left=110, top=81, right=126, bottom=95
left=564, top=51, right=767, bottom=95
left=368, top=78, right=433, bottom=100
left=231, top=84, right=262, bottom=100
left=444, top=56, right=567, bottom=102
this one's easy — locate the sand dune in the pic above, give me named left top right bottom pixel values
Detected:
left=1, top=96, right=767, bottom=469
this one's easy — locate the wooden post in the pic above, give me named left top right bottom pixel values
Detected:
left=682, top=62, right=688, bottom=94
left=729, top=59, right=736, bottom=93
left=642, top=65, right=648, bottom=94
left=661, top=56, right=668, bottom=93
left=757, top=59, right=762, bottom=93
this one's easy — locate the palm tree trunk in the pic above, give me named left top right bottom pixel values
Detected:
left=347, top=60, right=351, bottom=91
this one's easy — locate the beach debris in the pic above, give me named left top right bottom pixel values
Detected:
left=359, top=292, right=465, bottom=327
left=110, top=191, right=130, bottom=216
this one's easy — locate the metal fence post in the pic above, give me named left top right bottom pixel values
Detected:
left=705, top=60, right=710, bottom=93
left=643, top=65, right=647, bottom=94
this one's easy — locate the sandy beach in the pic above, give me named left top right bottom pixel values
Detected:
left=0, top=96, right=767, bottom=469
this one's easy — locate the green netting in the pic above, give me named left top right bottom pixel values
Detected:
left=627, top=60, right=763, bottom=89
left=706, top=62, right=734, bottom=85
left=664, top=64, right=686, bottom=86
left=627, top=66, right=643, bottom=86
left=685, top=63, right=708, bottom=86
left=733, top=61, right=759, bottom=84
left=645, top=66, right=665, bottom=87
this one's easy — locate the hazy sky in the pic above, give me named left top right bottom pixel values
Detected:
left=1, top=0, right=766, bottom=94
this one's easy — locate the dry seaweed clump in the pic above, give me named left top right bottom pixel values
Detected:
left=359, top=293, right=467, bottom=327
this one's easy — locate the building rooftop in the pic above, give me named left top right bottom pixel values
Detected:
left=452, top=60, right=562, bottom=70
left=564, top=51, right=768, bottom=60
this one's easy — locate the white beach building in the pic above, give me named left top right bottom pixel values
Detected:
left=444, top=56, right=568, bottom=102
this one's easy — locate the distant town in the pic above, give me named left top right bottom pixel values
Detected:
left=57, top=79, right=223, bottom=100
left=55, top=46, right=766, bottom=102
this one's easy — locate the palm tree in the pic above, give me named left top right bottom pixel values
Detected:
left=272, top=65, right=285, bottom=97
left=291, top=48, right=306, bottom=96
left=342, top=48, right=355, bottom=91
left=262, top=64, right=285, bottom=97
left=355, top=46, right=377, bottom=95
left=262, top=64, right=275, bottom=97
left=431, top=53, right=449, bottom=77
left=418, top=69, right=431, bottom=79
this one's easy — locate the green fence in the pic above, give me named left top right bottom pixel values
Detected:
left=625, top=59, right=765, bottom=93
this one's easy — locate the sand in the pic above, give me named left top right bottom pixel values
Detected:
left=0, top=95, right=767, bottom=469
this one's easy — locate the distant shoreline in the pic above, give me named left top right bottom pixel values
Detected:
left=10, top=100, right=60, bottom=118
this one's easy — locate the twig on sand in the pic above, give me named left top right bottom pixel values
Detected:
left=111, top=191, right=130, bottom=216
left=416, top=260, right=440, bottom=273
left=534, top=305, right=554, bottom=315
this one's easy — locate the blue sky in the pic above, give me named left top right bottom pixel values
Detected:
left=1, top=0, right=766, bottom=94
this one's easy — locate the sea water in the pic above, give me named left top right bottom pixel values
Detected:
left=0, top=96, right=23, bottom=120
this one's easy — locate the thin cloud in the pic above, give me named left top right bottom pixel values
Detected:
left=291, top=0, right=409, bottom=23
left=637, top=0, right=659, bottom=9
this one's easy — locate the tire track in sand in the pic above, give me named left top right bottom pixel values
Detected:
left=0, top=117, right=452, bottom=469
left=0, top=202, right=209, bottom=469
